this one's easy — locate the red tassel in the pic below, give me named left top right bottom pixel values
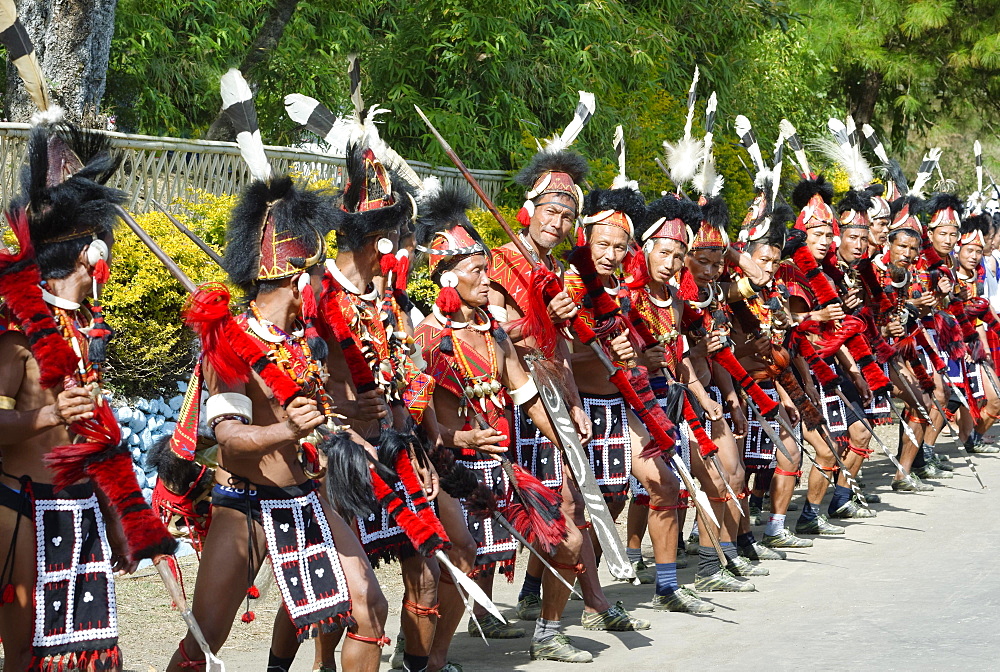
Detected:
left=92, top=258, right=110, bottom=285
left=503, top=463, right=567, bottom=553
left=508, top=265, right=560, bottom=358
left=516, top=207, right=531, bottom=227
left=682, top=396, right=720, bottom=457
left=793, top=331, right=838, bottom=387
left=844, top=334, right=892, bottom=394
left=712, top=348, right=779, bottom=417
left=1, top=583, right=14, bottom=604
left=932, top=311, right=967, bottom=360
left=792, top=245, right=839, bottom=306
left=241, top=611, right=256, bottom=623
left=576, top=225, right=586, bottom=247
left=435, top=286, right=462, bottom=314
left=625, top=247, right=650, bottom=290
left=183, top=283, right=250, bottom=387
left=815, top=315, right=866, bottom=359
left=394, top=253, right=410, bottom=295
left=380, top=252, right=396, bottom=278
left=247, top=585, right=260, bottom=599
left=678, top=267, right=700, bottom=302
left=0, top=265, right=78, bottom=389
left=368, top=465, right=448, bottom=557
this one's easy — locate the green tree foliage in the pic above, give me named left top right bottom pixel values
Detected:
left=791, top=0, right=1000, bottom=148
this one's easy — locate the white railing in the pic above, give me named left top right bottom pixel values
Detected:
left=0, top=122, right=509, bottom=212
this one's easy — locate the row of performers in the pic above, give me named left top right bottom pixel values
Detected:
left=2, top=68, right=999, bottom=672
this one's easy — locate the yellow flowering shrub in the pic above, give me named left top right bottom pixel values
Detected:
left=103, top=192, right=232, bottom=397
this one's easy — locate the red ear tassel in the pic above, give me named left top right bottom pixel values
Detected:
left=516, top=207, right=532, bottom=228
left=380, top=252, right=396, bottom=278
left=625, top=247, right=650, bottom=290
left=576, top=224, right=586, bottom=247
left=394, top=253, right=410, bottom=295
left=712, top=348, right=779, bottom=417
left=678, top=267, right=700, bottom=302
left=435, top=286, right=462, bottom=314
left=92, top=258, right=110, bottom=285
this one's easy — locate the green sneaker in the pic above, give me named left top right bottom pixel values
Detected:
left=651, top=588, right=714, bottom=613
left=694, top=568, right=756, bottom=592
left=749, top=504, right=763, bottom=526
left=727, top=555, right=769, bottom=577
left=626, top=559, right=655, bottom=584
left=968, top=443, right=1000, bottom=454
left=581, top=601, right=651, bottom=631
left=795, top=514, right=845, bottom=535
left=931, top=454, right=955, bottom=471
left=738, top=541, right=786, bottom=561
left=389, top=632, right=404, bottom=669
left=829, top=499, right=876, bottom=519
left=515, top=593, right=541, bottom=621
left=891, top=476, right=934, bottom=492
left=467, top=613, right=524, bottom=639
left=762, top=528, right=813, bottom=548
left=530, top=634, right=593, bottom=663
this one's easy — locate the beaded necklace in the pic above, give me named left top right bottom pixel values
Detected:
left=445, top=307, right=504, bottom=417
left=248, top=301, right=332, bottom=414
left=49, top=302, right=97, bottom=386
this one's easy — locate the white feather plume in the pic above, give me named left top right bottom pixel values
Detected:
left=812, top=117, right=872, bottom=189
left=663, top=136, right=703, bottom=188
left=682, top=66, right=700, bottom=140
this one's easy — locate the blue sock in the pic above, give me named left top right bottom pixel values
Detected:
left=518, top=572, right=542, bottom=601
left=828, top=485, right=852, bottom=513
left=654, top=562, right=678, bottom=596
left=799, top=502, right=820, bottom=523
left=626, top=547, right=642, bottom=564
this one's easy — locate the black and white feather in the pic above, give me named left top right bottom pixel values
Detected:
left=284, top=93, right=340, bottom=147
left=0, top=0, right=60, bottom=123
left=694, top=92, right=723, bottom=198
left=220, top=68, right=271, bottom=182
left=909, top=148, right=941, bottom=198
left=779, top=118, right=810, bottom=178
left=734, top=115, right=768, bottom=187
left=348, top=53, right=364, bottom=123
left=663, top=68, right=703, bottom=188
left=543, top=90, right=596, bottom=153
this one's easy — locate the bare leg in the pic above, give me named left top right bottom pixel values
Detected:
left=0, top=492, right=38, bottom=671
left=428, top=493, right=476, bottom=672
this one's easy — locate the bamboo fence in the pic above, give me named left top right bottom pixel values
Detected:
left=0, top=122, right=509, bottom=213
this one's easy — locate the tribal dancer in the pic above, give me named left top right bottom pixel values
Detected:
left=781, top=176, right=858, bottom=534
left=489, top=114, right=646, bottom=649
left=0, top=120, right=177, bottom=671
left=950, top=214, right=1000, bottom=445
left=168, top=71, right=381, bottom=671
left=414, top=185, right=590, bottom=664
left=566, top=179, right=709, bottom=600
left=730, top=203, right=814, bottom=548
left=322, top=135, right=449, bottom=672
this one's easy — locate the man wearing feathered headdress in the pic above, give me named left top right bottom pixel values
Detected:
left=169, top=70, right=384, bottom=672
left=0, top=10, right=177, bottom=667
left=413, top=184, right=581, bottom=666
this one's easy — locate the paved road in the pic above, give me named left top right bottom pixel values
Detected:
left=110, top=431, right=1000, bottom=671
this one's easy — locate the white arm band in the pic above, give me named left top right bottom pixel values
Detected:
left=205, top=392, right=253, bottom=429
left=488, top=305, right=509, bottom=323
left=509, top=378, right=538, bottom=406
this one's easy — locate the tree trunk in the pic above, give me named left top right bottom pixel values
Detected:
left=4, top=0, right=118, bottom=125
left=204, top=0, right=300, bottom=141
left=846, top=68, right=883, bottom=127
